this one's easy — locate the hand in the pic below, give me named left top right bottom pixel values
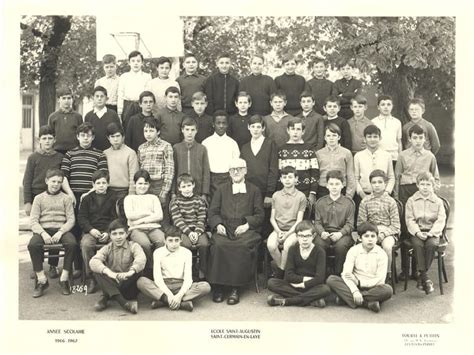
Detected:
left=104, top=269, right=118, bottom=281
left=90, top=229, right=102, bottom=239
left=41, top=232, right=53, bottom=245
left=308, top=194, right=317, bottom=207
left=290, top=282, right=305, bottom=289
left=216, top=224, right=227, bottom=236
left=330, top=232, right=342, bottom=242
left=159, top=194, right=168, bottom=205
left=235, top=223, right=249, bottom=236
left=378, top=232, right=385, bottom=243
left=263, top=196, right=273, bottom=208
left=168, top=294, right=182, bottom=310
left=417, top=232, right=428, bottom=241
left=69, top=194, right=77, bottom=208
left=189, top=231, right=199, bottom=244
left=353, top=290, right=364, bottom=306
left=426, top=232, right=434, bottom=238
left=321, top=231, right=331, bottom=240
left=277, top=231, right=287, bottom=243
left=51, top=231, right=62, bottom=243
left=24, top=203, right=32, bottom=216
left=98, top=232, right=109, bottom=243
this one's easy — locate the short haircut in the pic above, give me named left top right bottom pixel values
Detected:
left=295, top=220, right=315, bottom=234
left=351, top=95, right=367, bottom=105
left=76, top=122, right=94, bottom=135
left=156, top=56, right=172, bottom=67
left=408, top=124, right=425, bottom=137
left=271, top=91, right=286, bottom=101
left=143, top=117, right=161, bottom=131
left=133, top=169, right=151, bottom=183
left=38, top=125, right=55, bottom=137
left=139, top=90, right=156, bottom=103
left=326, top=170, right=344, bottom=183
left=106, top=122, right=124, bottom=136
left=181, top=116, right=197, bottom=129
left=325, top=123, right=341, bottom=136
left=357, top=221, right=379, bottom=236
left=45, top=168, right=64, bottom=180
left=338, top=58, right=355, bottom=68
left=128, top=50, right=144, bottom=61
left=251, top=53, right=265, bottom=62
left=213, top=110, right=228, bottom=122
left=416, top=171, right=435, bottom=184
left=369, top=169, right=388, bottom=183
left=217, top=52, right=231, bottom=60
left=165, top=86, right=180, bottom=96
left=93, top=85, right=107, bottom=97
left=108, top=219, right=128, bottom=233
left=281, top=53, right=296, bottom=64
left=377, top=94, right=393, bottom=105
left=184, top=52, right=198, bottom=61
left=177, top=173, right=195, bottom=187
left=248, top=114, right=265, bottom=127
left=299, top=91, right=314, bottom=101
left=324, top=95, right=340, bottom=106
left=363, top=124, right=381, bottom=137
left=280, top=165, right=298, bottom=177
left=102, top=54, right=116, bottom=64
left=165, top=225, right=183, bottom=239
left=236, top=91, right=252, bottom=104
left=408, top=97, right=426, bottom=111
left=311, top=57, right=327, bottom=67
left=56, top=87, right=72, bottom=98
left=191, top=91, right=207, bottom=102
left=92, top=170, right=110, bottom=183
left=288, top=117, right=305, bottom=130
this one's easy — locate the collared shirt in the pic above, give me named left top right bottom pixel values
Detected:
left=354, top=148, right=395, bottom=194
left=95, top=75, right=119, bottom=105
left=145, top=77, right=181, bottom=114
left=347, top=116, right=372, bottom=153
left=137, top=137, right=174, bottom=194
left=123, top=194, right=163, bottom=230
left=90, top=240, right=146, bottom=274
left=93, top=106, right=107, bottom=118
left=117, top=70, right=152, bottom=114
left=176, top=72, right=206, bottom=108
left=402, top=118, right=441, bottom=155
left=405, top=191, right=446, bottom=237
left=263, top=112, right=293, bottom=148
left=395, top=147, right=440, bottom=188
left=371, top=115, right=402, bottom=160
left=316, top=145, right=356, bottom=198
left=357, top=192, right=400, bottom=238
left=202, top=133, right=240, bottom=173
left=250, top=135, right=265, bottom=156
left=271, top=188, right=307, bottom=231
left=342, top=243, right=387, bottom=293
left=314, top=195, right=354, bottom=236
left=232, top=182, right=247, bottom=194
left=153, top=246, right=193, bottom=295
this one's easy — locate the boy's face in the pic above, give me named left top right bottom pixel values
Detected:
left=135, top=177, right=150, bottom=195
left=157, top=62, right=171, bottom=79
left=165, top=236, right=181, bottom=252
left=45, top=175, right=63, bottom=194
left=178, top=181, right=195, bottom=197
left=417, top=180, right=434, bottom=197
left=182, top=125, right=197, bottom=143
left=300, top=97, right=315, bottom=112
left=140, top=96, right=155, bottom=115
left=324, top=101, right=340, bottom=117
left=236, top=96, right=251, bottom=113
left=280, top=173, right=297, bottom=189
left=283, top=60, right=297, bottom=75
left=93, top=91, right=107, bottom=109
left=144, top=125, right=158, bottom=142
left=192, top=99, right=207, bottom=115
left=378, top=99, right=393, bottom=116
left=296, top=229, right=315, bottom=249
left=38, top=134, right=55, bottom=151
left=360, top=231, right=377, bottom=251
left=129, top=55, right=143, bottom=72
left=103, top=62, right=117, bottom=77
left=166, top=92, right=180, bottom=109
left=271, top=96, right=286, bottom=112
left=216, top=57, right=231, bottom=74
left=58, top=95, right=73, bottom=111
left=340, top=64, right=353, bottom=80
left=364, top=133, right=380, bottom=150
left=93, top=177, right=108, bottom=194
left=327, top=177, right=343, bottom=196
left=248, top=122, right=264, bottom=139
left=351, top=102, right=366, bottom=118
left=287, top=123, right=304, bottom=142
left=409, top=132, right=426, bottom=150
left=214, top=116, right=228, bottom=136
left=110, top=228, right=127, bottom=247
left=77, top=131, right=94, bottom=148
left=183, top=56, right=198, bottom=74
left=324, top=129, right=341, bottom=147
left=312, top=62, right=326, bottom=78
left=370, top=176, right=386, bottom=195
left=408, top=104, right=423, bottom=120
left=250, top=57, right=264, bottom=75
left=107, top=132, right=124, bottom=149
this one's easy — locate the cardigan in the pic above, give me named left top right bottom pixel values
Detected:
left=84, top=109, right=122, bottom=151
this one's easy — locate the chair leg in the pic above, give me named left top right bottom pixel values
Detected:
left=438, top=254, right=444, bottom=295
left=391, top=250, right=396, bottom=294
left=254, top=264, right=260, bottom=294
left=442, top=255, right=448, bottom=283
left=263, top=249, right=269, bottom=289
left=403, top=249, right=409, bottom=291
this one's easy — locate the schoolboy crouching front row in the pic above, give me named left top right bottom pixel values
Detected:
left=327, top=222, right=393, bottom=313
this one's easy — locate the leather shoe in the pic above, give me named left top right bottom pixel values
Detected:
left=180, top=301, right=194, bottom=312
left=423, top=279, right=435, bottom=295
left=213, top=290, right=224, bottom=303
left=367, top=301, right=381, bottom=313
left=48, top=266, right=59, bottom=279
left=86, top=278, right=97, bottom=294
left=123, top=300, right=138, bottom=314
left=227, top=288, right=240, bottom=305
left=334, top=295, right=344, bottom=306
left=32, top=279, right=49, bottom=298
left=267, top=294, right=285, bottom=306
left=310, top=298, right=326, bottom=308
left=94, top=294, right=109, bottom=312
left=151, top=300, right=166, bottom=309
left=59, top=280, right=71, bottom=295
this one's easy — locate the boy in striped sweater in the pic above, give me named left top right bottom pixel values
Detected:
left=169, top=173, right=209, bottom=279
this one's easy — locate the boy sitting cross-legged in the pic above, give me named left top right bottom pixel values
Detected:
left=137, top=226, right=211, bottom=312
left=267, top=220, right=331, bottom=308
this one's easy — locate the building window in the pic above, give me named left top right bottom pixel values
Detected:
left=22, top=94, right=34, bottom=128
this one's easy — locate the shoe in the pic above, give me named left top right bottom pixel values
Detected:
left=212, top=290, right=224, bottom=303
left=423, top=280, right=435, bottom=295
left=267, top=294, right=285, bottom=306
left=94, top=294, right=109, bottom=312
left=367, top=301, right=381, bottom=313
left=48, top=266, right=59, bottom=279
left=412, top=271, right=420, bottom=280
left=180, top=301, right=194, bottom=312
left=32, top=279, right=49, bottom=298
left=334, top=295, right=344, bottom=306
left=311, top=298, right=326, bottom=308
left=416, top=278, right=424, bottom=290
left=59, top=280, right=71, bottom=295
left=72, top=270, right=82, bottom=280
left=150, top=300, right=166, bottom=309
left=86, top=278, right=97, bottom=294
left=123, top=300, right=138, bottom=314
left=226, top=288, right=240, bottom=305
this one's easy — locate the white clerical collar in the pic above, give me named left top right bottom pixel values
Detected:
left=232, top=181, right=247, bottom=194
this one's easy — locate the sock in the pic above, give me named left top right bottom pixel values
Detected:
left=112, top=294, right=128, bottom=307
left=60, top=270, right=69, bottom=282
left=36, top=271, right=47, bottom=284
left=420, top=270, right=428, bottom=282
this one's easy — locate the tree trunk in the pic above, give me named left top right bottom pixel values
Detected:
left=38, top=16, right=72, bottom=126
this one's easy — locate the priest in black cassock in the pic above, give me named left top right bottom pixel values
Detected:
left=207, top=158, right=264, bottom=305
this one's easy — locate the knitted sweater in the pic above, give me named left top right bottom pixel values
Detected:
left=169, top=194, right=207, bottom=236
left=30, top=191, right=75, bottom=234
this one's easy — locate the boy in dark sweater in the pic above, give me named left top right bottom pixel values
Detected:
left=228, top=91, right=252, bottom=148
left=307, top=58, right=334, bottom=115
left=78, top=170, right=119, bottom=293
left=124, top=91, right=156, bottom=152
left=333, top=59, right=363, bottom=119
left=296, top=91, right=325, bottom=151
left=176, top=53, right=207, bottom=116
left=189, top=91, right=214, bottom=143
left=84, top=86, right=121, bottom=151
left=267, top=220, right=331, bottom=307
left=323, top=95, right=352, bottom=150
